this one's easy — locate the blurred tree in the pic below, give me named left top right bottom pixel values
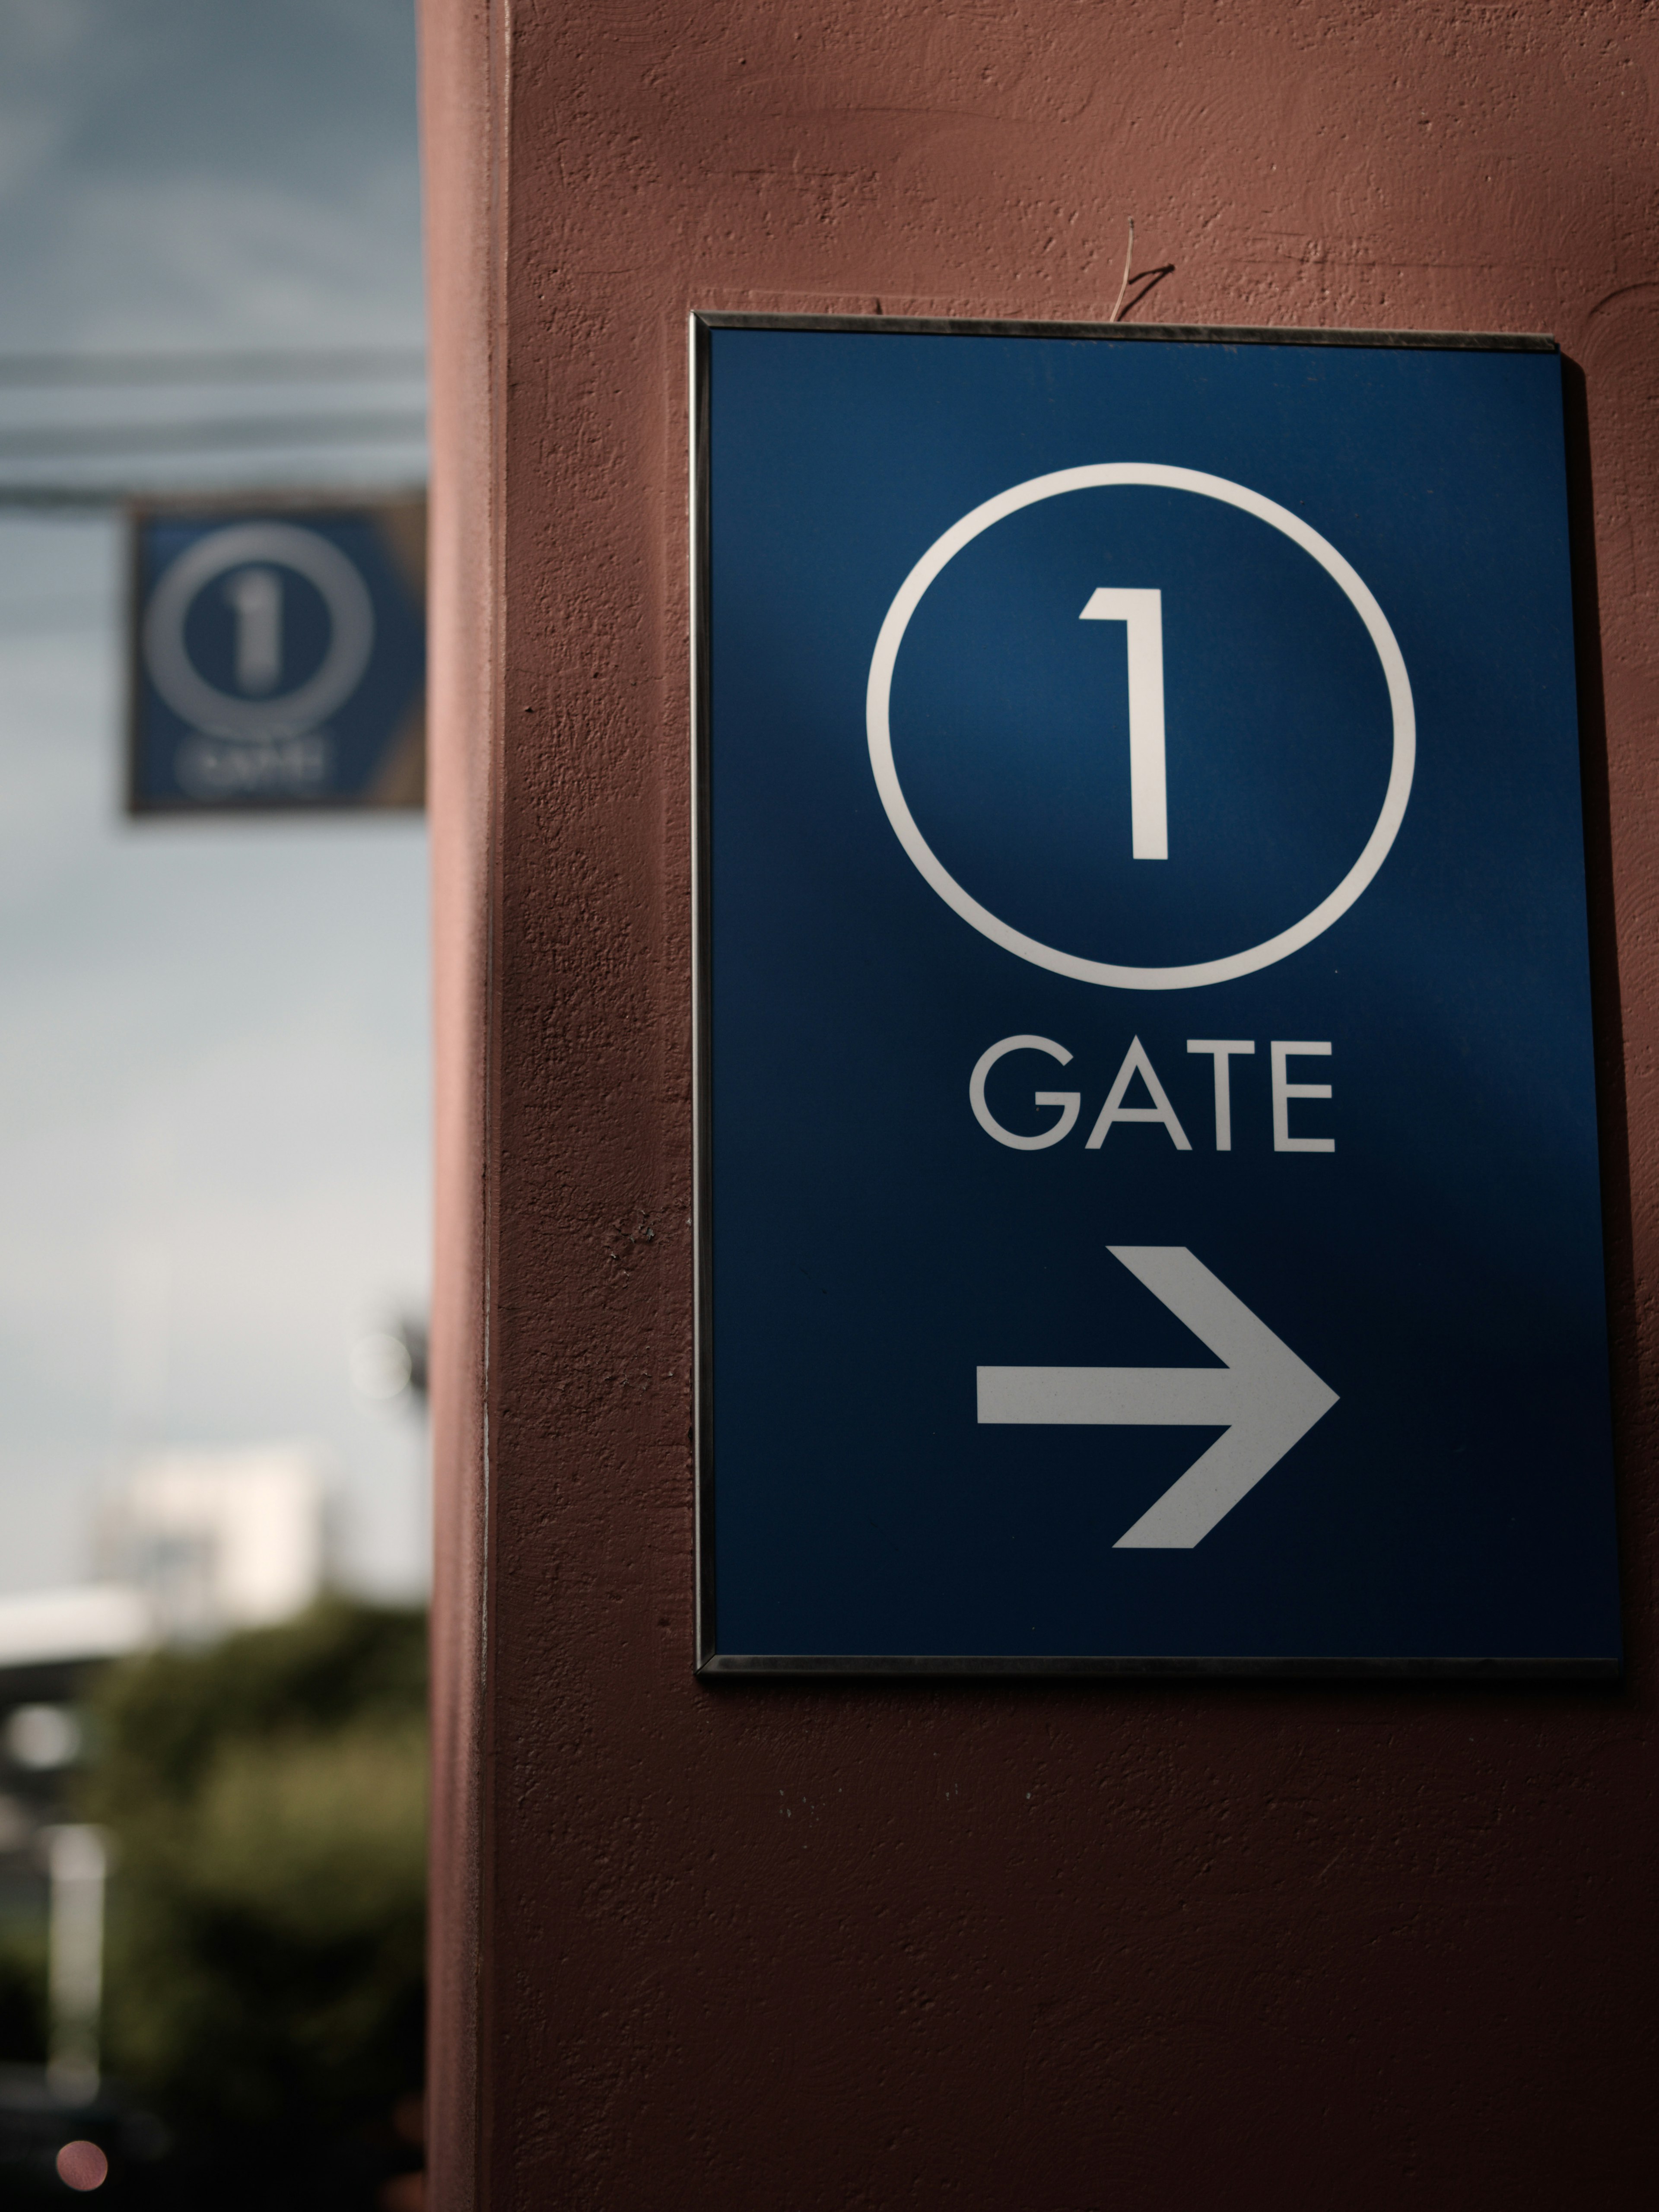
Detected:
left=80, top=1599, right=426, bottom=2206
left=0, top=1923, right=46, bottom=2062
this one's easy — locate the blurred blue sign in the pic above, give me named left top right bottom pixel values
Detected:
left=694, top=314, right=1619, bottom=1676
left=128, top=501, right=425, bottom=811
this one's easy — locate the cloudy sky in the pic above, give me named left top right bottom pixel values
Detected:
left=0, top=0, right=423, bottom=352
left=0, top=1, right=431, bottom=1597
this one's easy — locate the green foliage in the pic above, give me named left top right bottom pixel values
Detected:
left=79, top=1599, right=426, bottom=2167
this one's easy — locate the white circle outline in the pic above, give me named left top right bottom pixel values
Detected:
left=143, top=521, right=376, bottom=744
left=865, top=464, right=1416, bottom=990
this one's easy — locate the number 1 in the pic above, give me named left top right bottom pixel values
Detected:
left=1080, top=587, right=1166, bottom=859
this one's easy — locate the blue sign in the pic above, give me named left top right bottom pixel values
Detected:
left=129, top=501, right=425, bottom=812
left=694, top=315, right=1619, bottom=1676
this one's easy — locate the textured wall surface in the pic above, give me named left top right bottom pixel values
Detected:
left=418, top=4, right=1659, bottom=2204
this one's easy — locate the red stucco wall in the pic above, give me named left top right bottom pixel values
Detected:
left=418, top=5, right=1659, bottom=2203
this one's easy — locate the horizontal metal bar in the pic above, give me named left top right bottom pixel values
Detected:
left=691, top=311, right=1557, bottom=353
left=699, top=1653, right=1619, bottom=1681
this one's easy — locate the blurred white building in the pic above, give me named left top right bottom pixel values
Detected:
left=0, top=1584, right=153, bottom=1672
left=98, top=1444, right=329, bottom=1642
left=0, top=1448, right=330, bottom=1923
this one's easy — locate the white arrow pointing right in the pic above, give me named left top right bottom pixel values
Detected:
left=977, top=1245, right=1338, bottom=1548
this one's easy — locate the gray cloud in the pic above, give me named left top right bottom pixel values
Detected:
left=0, top=0, right=423, bottom=347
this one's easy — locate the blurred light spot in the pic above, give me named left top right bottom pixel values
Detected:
left=351, top=1330, right=413, bottom=1402
left=5, top=1703, right=81, bottom=1770
left=56, top=2140, right=108, bottom=2191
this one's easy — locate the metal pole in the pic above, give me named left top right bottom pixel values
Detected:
left=45, top=1824, right=107, bottom=2104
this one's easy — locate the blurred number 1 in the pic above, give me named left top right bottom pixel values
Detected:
left=224, top=566, right=283, bottom=696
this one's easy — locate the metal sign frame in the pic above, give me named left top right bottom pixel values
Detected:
left=690, top=310, right=1615, bottom=1681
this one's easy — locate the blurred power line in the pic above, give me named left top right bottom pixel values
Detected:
left=0, top=347, right=426, bottom=388
left=0, top=481, right=427, bottom=511
left=0, top=346, right=429, bottom=507
left=0, top=412, right=427, bottom=460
